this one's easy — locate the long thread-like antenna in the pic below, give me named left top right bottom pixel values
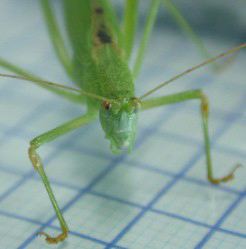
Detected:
left=0, top=73, right=114, bottom=102
left=140, top=43, right=246, bottom=99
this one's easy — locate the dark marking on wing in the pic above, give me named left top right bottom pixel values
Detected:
left=97, top=30, right=112, bottom=44
left=95, top=7, right=103, bottom=14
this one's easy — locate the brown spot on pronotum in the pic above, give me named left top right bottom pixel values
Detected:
left=95, top=7, right=103, bottom=14
left=97, top=30, right=112, bottom=44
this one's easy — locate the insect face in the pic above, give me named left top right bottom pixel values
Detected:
left=99, top=98, right=140, bottom=153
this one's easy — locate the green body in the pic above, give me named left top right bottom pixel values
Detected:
left=64, top=0, right=137, bottom=152
left=64, top=0, right=134, bottom=104
left=0, top=0, right=243, bottom=244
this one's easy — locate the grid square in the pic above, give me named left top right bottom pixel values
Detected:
left=158, top=107, right=221, bottom=142
left=129, top=134, right=197, bottom=174
left=0, top=171, right=21, bottom=195
left=217, top=120, right=246, bottom=155
left=0, top=136, right=56, bottom=173
left=0, top=214, right=39, bottom=249
left=0, top=95, right=40, bottom=128
left=205, top=75, right=244, bottom=113
left=154, top=180, right=236, bottom=225
left=73, top=122, right=114, bottom=157
left=137, top=107, right=167, bottom=130
left=28, top=98, right=87, bottom=134
left=221, top=198, right=246, bottom=234
left=93, top=163, right=171, bottom=205
left=117, top=212, right=208, bottom=249
left=203, top=231, right=246, bottom=249
left=54, top=194, right=140, bottom=242
left=46, top=149, right=111, bottom=189
left=0, top=179, right=77, bottom=222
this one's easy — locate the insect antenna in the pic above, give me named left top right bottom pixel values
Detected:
left=0, top=73, right=114, bottom=102
left=139, top=43, right=246, bottom=100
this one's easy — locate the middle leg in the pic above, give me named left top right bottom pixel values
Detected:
left=141, top=89, right=240, bottom=184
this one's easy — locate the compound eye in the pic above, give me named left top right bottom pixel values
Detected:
left=102, top=100, right=111, bottom=110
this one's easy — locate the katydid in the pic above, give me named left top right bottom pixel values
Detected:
left=0, top=0, right=245, bottom=244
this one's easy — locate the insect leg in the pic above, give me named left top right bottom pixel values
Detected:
left=122, top=0, right=139, bottom=60
left=162, top=0, right=212, bottom=61
left=133, top=0, right=161, bottom=77
left=162, top=0, right=237, bottom=71
left=40, top=0, right=73, bottom=79
left=141, top=89, right=240, bottom=184
left=28, top=113, right=96, bottom=244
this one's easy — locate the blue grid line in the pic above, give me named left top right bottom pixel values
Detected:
left=0, top=89, right=244, bottom=247
left=28, top=151, right=246, bottom=195
left=105, top=147, right=205, bottom=248
left=0, top=87, right=244, bottom=198
left=0, top=164, right=24, bottom=176
left=0, top=211, right=126, bottom=249
left=0, top=210, right=125, bottom=248
left=0, top=100, right=65, bottom=204
left=44, top=126, right=243, bottom=195
left=0, top=158, right=244, bottom=226
left=16, top=156, right=125, bottom=248
left=1, top=164, right=245, bottom=248
left=1, top=87, right=245, bottom=159
left=151, top=208, right=246, bottom=240
left=0, top=91, right=243, bottom=247
left=154, top=129, right=246, bottom=159
left=0, top=67, right=243, bottom=247
left=1, top=191, right=246, bottom=249
left=192, top=106, right=246, bottom=126
left=0, top=166, right=245, bottom=246
left=1, top=161, right=245, bottom=241
left=0, top=100, right=55, bottom=145
left=0, top=173, right=32, bottom=203
left=195, top=191, right=245, bottom=249
left=0, top=120, right=243, bottom=197
left=0, top=103, right=244, bottom=247
left=157, top=96, right=245, bottom=247
left=0, top=117, right=93, bottom=203
left=1, top=184, right=245, bottom=247
left=1, top=109, right=245, bottom=161
left=0, top=114, right=95, bottom=239
left=123, top=161, right=242, bottom=195
left=18, top=159, right=123, bottom=249
left=104, top=94, right=246, bottom=248
left=89, top=191, right=246, bottom=240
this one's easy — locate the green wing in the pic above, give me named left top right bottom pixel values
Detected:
left=62, top=0, right=123, bottom=86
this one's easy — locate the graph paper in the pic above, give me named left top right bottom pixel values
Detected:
left=0, top=1, right=245, bottom=249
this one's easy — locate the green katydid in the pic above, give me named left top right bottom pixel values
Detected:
left=0, top=0, right=245, bottom=244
